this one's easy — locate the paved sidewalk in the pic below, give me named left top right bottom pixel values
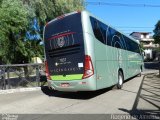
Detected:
left=129, top=72, right=160, bottom=119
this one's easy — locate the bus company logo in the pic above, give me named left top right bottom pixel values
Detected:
left=53, top=67, right=82, bottom=72
left=57, top=37, right=65, bottom=47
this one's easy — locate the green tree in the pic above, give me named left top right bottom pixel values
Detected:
left=153, top=20, right=160, bottom=76
left=0, top=0, right=85, bottom=64
left=26, top=0, right=84, bottom=29
left=153, top=20, right=160, bottom=45
left=0, top=0, right=32, bottom=64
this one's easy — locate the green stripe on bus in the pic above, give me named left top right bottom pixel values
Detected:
left=130, top=61, right=141, bottom=62
left=51, top=74, right=83, bottom=80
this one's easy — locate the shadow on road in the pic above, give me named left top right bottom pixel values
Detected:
left=40, top=74, right=139, bottom=100
left=41, top=86, right=114, bottom=100
left=119, top=73, right=160, bottom=119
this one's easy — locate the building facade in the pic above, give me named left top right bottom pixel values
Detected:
left=130, top=32, right=159, bottom=60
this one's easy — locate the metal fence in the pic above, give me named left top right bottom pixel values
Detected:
left=0, top=63, right=46, bottom=90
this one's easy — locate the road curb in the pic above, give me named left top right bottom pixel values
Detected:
left=0, top=87, right=41, bottom=95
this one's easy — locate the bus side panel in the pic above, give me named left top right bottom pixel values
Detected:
left=119, top=49, right=128, bottom=81
left=106, top=46, right=119, bottom=86
left=94, top=40, right=118, bottom=90
left=127, top=52, right=141, bottom=78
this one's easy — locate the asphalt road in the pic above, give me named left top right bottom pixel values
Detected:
left=0, top=70, right=159, bottom=120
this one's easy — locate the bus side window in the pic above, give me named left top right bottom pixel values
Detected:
left=121, top=35, right=128, bottom=50
left=114, top=32, right=123, bottom=49
left=136, top=44, right=141, bottom=54
left=99, top=22, right=107, bottom=44
left=125, top=37, right=140, bottom=53
left=132, top=41, right=139, bottom=53
left=106, top=28, right=111, bottom=46
left=125, top=37, right=132, bottom=52
left=107, top=27, right=115, bottom=46
left=115, top=42, right=121, bottom=48
left=108, top=28, right=122, bottom=48
left=90, top=17, right=106, bottom=44
left=94, top=21, right=105, bottom=43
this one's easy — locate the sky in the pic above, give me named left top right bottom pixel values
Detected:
left=85, top=0, right=160, bottom=35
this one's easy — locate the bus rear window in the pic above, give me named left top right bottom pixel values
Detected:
left=44, top=13, right=83, bottom=50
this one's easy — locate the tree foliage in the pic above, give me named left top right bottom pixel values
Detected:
left=153, top=20, right=160, bottom=76
left=0, top=0, right=84, bottom=64
left=0, top=0, right=31, bottom=63
left=153, top=20, right=160, bottom=44
left=26, top=0, right=84, bottom=27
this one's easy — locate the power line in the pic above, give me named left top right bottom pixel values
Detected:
left=116, top=29, right=153, bottom=32
left=115, top=26, right=154, bottom=28
left=85, top=2, right=160, bottom=8
left=112, top=26, right=155, bottom=32
left=113, top=28, right=154, bottom=33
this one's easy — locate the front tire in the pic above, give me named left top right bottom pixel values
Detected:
left=117, top=71, right=124, bottom=89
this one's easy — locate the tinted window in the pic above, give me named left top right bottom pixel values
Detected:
left=133, top=42, right=140, bottom=53
left=106, top=27, right=110, bottom=45
left=107, top=28, right=115, bottom=46
left=90, top=16, right=140, bottom=53
left=124, top=36, right=140, bottom=53
left=111, top=31, right=121, bottom=47
left=90, top=17, right=107, bottom=44
left=107, top=28, right=127, bottom=50
left=115, top=42, right=121, bottom=48
left=44, top=13, right=83, bottom=49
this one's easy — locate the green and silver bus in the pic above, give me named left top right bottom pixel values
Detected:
left=43, top=11, right=143, bottom=92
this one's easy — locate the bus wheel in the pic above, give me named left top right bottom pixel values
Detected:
left=117, top=71, right=124, bottom=89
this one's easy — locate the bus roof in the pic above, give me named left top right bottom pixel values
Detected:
left=45, top=11, right=81, bottom=27
left=45, top=10, right=139, bottom=45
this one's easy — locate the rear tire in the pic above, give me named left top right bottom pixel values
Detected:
left=117, top=71, right=124, bottom=89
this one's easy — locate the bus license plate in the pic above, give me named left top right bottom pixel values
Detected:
left=60, top=83, right=70, bottom=87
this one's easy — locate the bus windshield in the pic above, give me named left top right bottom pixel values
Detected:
left=44, top=13, right=85, bottom=78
